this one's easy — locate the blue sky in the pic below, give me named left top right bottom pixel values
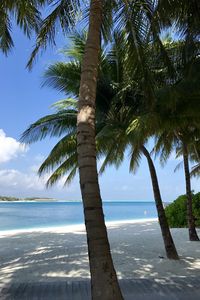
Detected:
left=0, top=26, right=199, bottom=202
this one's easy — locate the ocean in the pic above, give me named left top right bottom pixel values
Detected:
left=0, top=201, right=157, bottom=231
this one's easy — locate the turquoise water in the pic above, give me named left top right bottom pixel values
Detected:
left=0, top=201, right=157, bottom=231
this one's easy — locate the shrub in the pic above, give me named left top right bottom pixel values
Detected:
left=165, top=192, right=200, bottom=228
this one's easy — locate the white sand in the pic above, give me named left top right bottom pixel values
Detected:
left=0, top=219, right=200, bottom=285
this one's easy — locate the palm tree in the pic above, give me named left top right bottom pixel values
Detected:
left=155, top=128, right=200, bottom=242
left=22, top=32, right=179, bottom=260
left=141, top=145, right=179, bottom=258
left=97, top=107, right=179, bottom=259
left=75, top=4, right=124, bottom=298
left=154, top=63, right=200, bottom=241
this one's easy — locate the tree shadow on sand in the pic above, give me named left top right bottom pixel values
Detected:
left=0, top=221, right=200, bottom=287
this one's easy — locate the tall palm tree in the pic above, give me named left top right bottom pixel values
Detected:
left=75, top=3, right=124, bottom=298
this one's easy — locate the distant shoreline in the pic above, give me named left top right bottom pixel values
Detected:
left=0, top=200, right=170, bottom=203
left=0, top=199, right=57, bottom=202
left=0, top=197, right=56, bottom=202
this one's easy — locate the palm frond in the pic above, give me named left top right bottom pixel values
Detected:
left=27, top=0, right=80, bottom=69
left=51, top=98, right=78, bottom=111
left=42, top=61, right=81, bottom=95
left=174, top=160, right=183, bottom=172
left=21, top=111, right=76, bottom=143
left=45, top=153, right=77, bottom=187
left=0, top=0, right=42, bottom=54
left=129, top=145, right=142, bottom=174
left=191, top=163, right=200, bottom=178
left=0, top=8, right=13, bottom=55
left=38, top=134, right=77, bottom=175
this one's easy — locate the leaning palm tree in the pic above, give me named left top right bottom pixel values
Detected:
left=22, top=98, right=179, bottom=261
left=97, top=107, right=179, bottom=259
left=22, top=32, right=179, bottom=260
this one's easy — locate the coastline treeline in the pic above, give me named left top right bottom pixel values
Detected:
left=0, top=196, right=54, bottom=201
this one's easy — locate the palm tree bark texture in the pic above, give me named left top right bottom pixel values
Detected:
left=77, top=0, right=124, bottom=299
left=141, top=146, right=179, bottom=259
left=182, top=142, right=199, bottom=241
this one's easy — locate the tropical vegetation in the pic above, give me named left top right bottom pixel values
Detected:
left=165, top=192, right=200, bottom=228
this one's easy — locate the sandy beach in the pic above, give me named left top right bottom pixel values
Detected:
left=0, top=219, right=200, bottom=286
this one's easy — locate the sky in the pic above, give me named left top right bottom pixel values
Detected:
left=0, top=25, right=199, bottom=202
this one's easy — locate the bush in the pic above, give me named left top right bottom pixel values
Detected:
left=165, top=192, right=200, bottom=228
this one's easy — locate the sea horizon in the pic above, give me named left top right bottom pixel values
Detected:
left=0, top=201, right=158, bottom=231
left=0, top=199, right=170, bottom=203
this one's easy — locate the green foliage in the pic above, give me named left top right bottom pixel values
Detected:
left=0, top=0, right=43, bottom=55
left=165, top=192, right=200, bottom=227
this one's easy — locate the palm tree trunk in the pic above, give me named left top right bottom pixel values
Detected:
left=77, top=1, right=123, bottom=299
left=141, top=146, right=179, bottom=259
left=182, top=143, right=199, bottom=241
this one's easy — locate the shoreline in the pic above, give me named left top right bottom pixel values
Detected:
left=0, top=218, right=158, bottom=236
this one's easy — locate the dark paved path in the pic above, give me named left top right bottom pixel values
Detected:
left=0, top=278, right=200, bottom=299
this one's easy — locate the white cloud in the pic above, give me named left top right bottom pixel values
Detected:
left=0, top=168, right=78, bottom=194
left=0, top=169, right=47, bottom=191
left=0, top=129, right=27, bottom=163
